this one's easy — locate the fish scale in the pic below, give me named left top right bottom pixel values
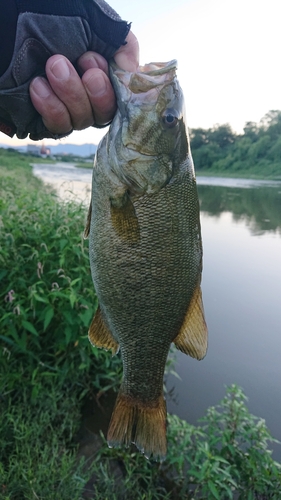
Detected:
left=85, top=59, right=208, bottom=460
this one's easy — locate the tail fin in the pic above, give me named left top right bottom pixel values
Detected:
left=107, top=391, right=167, bottom=461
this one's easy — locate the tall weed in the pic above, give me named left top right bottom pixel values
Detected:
left=0, top=159, right=122, bottom=396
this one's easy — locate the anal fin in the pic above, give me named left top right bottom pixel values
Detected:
left=88, top=306, right=119, bottom=355
left=174, top=284, right=208, bottom=360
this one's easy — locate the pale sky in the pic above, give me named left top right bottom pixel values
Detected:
left=1, top=0, right=280, bottom=148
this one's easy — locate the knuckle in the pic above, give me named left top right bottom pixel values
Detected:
left=43, top=104, right=71, bottom=133
left=74, top=116, right=94, bottom=130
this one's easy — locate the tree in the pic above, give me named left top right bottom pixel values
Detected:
left=209, top=124, right=236, bottom=149
left=190, top=128, right=210, bottom=150
left=243, top=121, right=259, bottom=142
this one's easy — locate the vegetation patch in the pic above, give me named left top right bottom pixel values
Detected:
left=0, top=149, right=280, bottom=499
left=191, top=110, right=281, bottom=179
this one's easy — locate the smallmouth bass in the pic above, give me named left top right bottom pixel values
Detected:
left=84, top=59, right=207, bottom=460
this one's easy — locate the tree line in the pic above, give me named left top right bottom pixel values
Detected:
left=190, top=110, right=281, bottom=178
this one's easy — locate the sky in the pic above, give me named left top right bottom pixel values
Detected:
left=1, top=0, right=280, bottom=148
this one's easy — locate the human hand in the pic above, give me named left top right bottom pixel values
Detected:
left=29, top=31, right=139, bottom=136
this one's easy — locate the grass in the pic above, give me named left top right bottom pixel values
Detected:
left=0, top=148, right=280, bottom=499
left=73, top=162, right=93, bottom=169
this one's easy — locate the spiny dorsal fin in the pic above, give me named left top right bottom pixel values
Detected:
left=88, top=306, right=119, bottom=355
left=110, top=194, right=140, bottom=244
left=83, top=200, right=92, bottom=239
left=174, top=284, right=208, bottom=360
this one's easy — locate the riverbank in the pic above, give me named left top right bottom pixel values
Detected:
left=1, top=148, right=280, bottom=499
left=195, top=168, right=281, bottom=181
left=73, top=163, right=281, bottom=181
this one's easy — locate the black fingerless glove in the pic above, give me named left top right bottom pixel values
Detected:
left=0, top=0, right=130, bottom=140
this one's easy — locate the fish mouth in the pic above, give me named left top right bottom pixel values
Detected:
left=136, top=60, right=177, bottom=76
left=110, top=59, right=178, bottom=93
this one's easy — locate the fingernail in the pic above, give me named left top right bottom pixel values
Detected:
left=86, top=73, right=106, bottom=97
left=51, top=58, right=70, bottom=80
left=31, top=77, right=50, bottom=98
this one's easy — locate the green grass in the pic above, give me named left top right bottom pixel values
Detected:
left=0, top=150, right=123, bottom=498
left=73, top=162, right=93, bottom=169
left=0, top=149, right=280, bottom=499
left=0, top=147, right=56, bottom=168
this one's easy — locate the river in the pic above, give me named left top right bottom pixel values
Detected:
left=33, top=163, right=281, bottom=460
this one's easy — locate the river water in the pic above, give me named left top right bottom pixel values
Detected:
left=33, top=163, right=281, bottom=460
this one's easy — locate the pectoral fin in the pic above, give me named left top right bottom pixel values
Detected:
left=174, top=284, right=208, bottom=360
left=110, top=192, right=140, bottom=243
left=88, top=306, right=119, bottom=355
left=83, top=199, right=92, bottom=239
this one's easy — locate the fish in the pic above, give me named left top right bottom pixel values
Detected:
left=84, top=59, right=208, bottom=461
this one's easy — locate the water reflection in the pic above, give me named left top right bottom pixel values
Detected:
left=32, top=163, right=92, bottom=203
left=197, top=178, right=281, bottom=235
left=167, top=182, right=281, bottom=460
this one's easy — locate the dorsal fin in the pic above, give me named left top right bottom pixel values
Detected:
left=88, top=306, right=119, bottom=355
left=174, top=284, right=208, bottom=360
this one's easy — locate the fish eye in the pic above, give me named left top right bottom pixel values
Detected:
left=162, top=108, right=179, bottom=128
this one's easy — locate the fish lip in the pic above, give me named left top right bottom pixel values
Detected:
left=109, top=59, right=178, bottom=76
left=139, top=59, right=178, bottom=76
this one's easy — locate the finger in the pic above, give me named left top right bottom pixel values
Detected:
left=45, top=55, right=94, bottom=130
left=30, top=77, right=72, bottom=135
left=78, top=52, right=116, bottom=126
left=114, top=31, right=139, bottom=72
left=82, top=67, right=116, bottom=126
left=77, top=45, right=139, bottom=126
left=78, top=51, right=109, bottom=75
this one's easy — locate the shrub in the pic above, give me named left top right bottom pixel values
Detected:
left=165, top=385, right=281, bottom=499
left=0, top=159, right=122, bottom=396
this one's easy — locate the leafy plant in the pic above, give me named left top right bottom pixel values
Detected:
left=0, top=158, right=123, bottom=396
left=165, top=385, right=281, bottom=499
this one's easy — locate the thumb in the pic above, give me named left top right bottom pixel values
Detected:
left=114, top=31, right=139, bottom=72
